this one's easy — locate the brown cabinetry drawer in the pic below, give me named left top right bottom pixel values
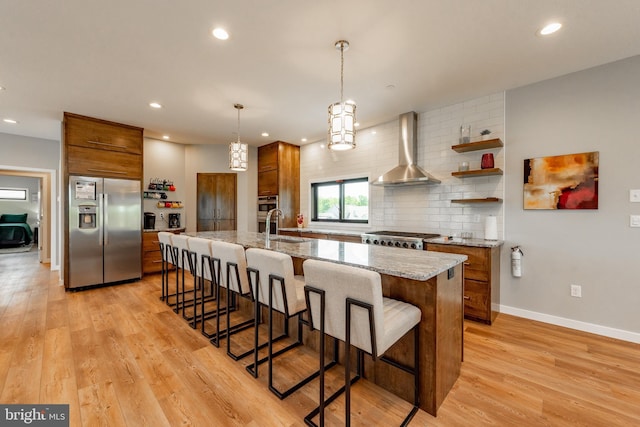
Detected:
left=143, top=251, right=164, bottom=273
left=67, top=145, right=142, bottom=179
left=427, top=243, right=489, bottom=281
left=143, top=234, right=161, bottom=251
left=65, top=114, right=143, bottom=154
left=463, top=279, right=490, bottom=321
left=258, top=170, right=278, bottom=195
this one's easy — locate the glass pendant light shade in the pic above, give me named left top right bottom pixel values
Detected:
left=328, top=40, right=356, bottom=151
left=229, top=103, right=248, bottom=171
left=229, top=141, right=248, bottom=171
left=328, top=101, right=356, bottom=150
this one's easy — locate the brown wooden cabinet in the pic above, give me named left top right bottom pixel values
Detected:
left=426, top=243, right=501, bottom=324
left=257, top=141, right=300, bottom=228
left=63, top=112, right=143, bottom=180
left=142, top=229, right=182, bottom=274
left=196, top=173, right=237, bottom=231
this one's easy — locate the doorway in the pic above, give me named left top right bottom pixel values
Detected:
left=0, top=169, right=52, bottom=265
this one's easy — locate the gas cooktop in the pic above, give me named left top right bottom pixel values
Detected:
left=365, top=231, right=441, bottom=239
left=360, top=231, right=440, bottom=250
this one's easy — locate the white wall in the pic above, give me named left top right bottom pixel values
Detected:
left=0, top=132, right=60, bottom=268
left=503, top=55, right=640, bottom=339
left=300, top=93, right=505, bottom=239
left=143, top=138, right=186, bottom=229
left=183, top=144, right=257, bottom=233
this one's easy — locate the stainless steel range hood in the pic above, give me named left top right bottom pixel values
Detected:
left=370, top=111, right=441, bottom=186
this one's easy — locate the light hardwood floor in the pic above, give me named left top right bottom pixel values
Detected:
left=1, top=250, right=639, bottom=426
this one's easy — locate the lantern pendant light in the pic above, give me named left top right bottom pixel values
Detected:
left=229, top=103, right=248, bottom=171
left=328, top=40, right=356, bottom=151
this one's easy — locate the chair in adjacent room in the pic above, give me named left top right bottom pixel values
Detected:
left=208, top=240, right=256, bottom=360
left=302, top=259, right=422, bottom=427
left=245, top=248, right=335, bottom=400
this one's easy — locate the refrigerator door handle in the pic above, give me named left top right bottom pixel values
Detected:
left=103, top=193, right=109, bottom=245
left=98, top=194, right=104, bottom=246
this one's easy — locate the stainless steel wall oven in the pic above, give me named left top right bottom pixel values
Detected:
left=257, top=195, right=278, bottom=234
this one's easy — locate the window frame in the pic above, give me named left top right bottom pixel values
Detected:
left=311, top=177, right=369, bottom=224
left=0, top=187, right=28, bottom=201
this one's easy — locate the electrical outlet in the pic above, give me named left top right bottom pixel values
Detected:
left=160, top=213, right=164, bottom=220
left=631, top=215, right=640, bottom=227
left=630, top=189, right=640, bottom=202
left=570, top=284, right=582, bottom=298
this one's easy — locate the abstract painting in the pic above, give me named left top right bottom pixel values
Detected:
left=523, top=151, right=599, bottom=210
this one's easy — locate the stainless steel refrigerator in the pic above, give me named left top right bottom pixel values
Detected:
left=67, top=176, right=142, bottom=289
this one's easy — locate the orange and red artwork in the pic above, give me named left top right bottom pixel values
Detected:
left=523, top=151, right=599, bottom=210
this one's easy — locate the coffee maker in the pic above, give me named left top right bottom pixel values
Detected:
left=144, top=212, right=156, bottom=230
left=168, top=213, right=180, bottom=228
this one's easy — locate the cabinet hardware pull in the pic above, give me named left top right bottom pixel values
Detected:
left=87, top=140, right=127, bottom=149
left=152, top=260, right=162, bottom=264
left=463, top=295, right=470, bottom=300
left=87, top=168, right=128, bottom=175
left=464, top=262, right=471, bottom=266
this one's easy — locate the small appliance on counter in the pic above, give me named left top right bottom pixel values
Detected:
left=168, top=213, right=180, bottom=228
left=144, top=212, right=156, bottom=230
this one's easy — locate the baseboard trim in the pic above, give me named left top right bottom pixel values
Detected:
left=497, top=304, right=640, bottom=344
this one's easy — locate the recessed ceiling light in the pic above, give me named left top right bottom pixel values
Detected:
left=212, top=28, right=229, bottom=40
left=149, top=102, right=162, bottom=109
left=0, top=86, right=5, bottom=91
left=162, top=135, right=170, bottom=140
left=371, top=130, right=377, bottom=135
left=261, top=132, right=269, bottom=137
left=301, top=138, right=307, bottom=143
left=354, top=122, right=360, bottom=127
left=3, top=118, right=18, bottom=124
left=539, top=22, right=562, bottom=36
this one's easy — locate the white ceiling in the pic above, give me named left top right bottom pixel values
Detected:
left=1, top=0, right=639, bottom=146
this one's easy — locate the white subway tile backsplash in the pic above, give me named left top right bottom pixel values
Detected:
left=300, top=92, right=505, bottom=239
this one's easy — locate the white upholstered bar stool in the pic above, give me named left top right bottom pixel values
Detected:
left=209, top=240, right=255, bottom=359
left=303, top=259, right=422, bottom=427
left=157, top=232, right=177, bottom=306
left=245, top=248, right=325, bottom=399
left=185, top=237, right=218, bottom=330
left=170, top=234, right=196, bottom=318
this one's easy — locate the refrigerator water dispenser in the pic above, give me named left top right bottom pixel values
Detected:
left=78, top=205, right=96, bottom=229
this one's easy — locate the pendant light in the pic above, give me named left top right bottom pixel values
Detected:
left=328, top=40, right=356, bottom=151
left=229, top=103, right=248, bottom=171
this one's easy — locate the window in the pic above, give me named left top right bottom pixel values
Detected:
left=311, top=178, right=368, bottom=223
left=0, top=188, right=28, bottom=201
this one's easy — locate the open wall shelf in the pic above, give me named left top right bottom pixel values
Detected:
left=451, top=197, right=503, bottom=204
left=452, top=168, right=503, bottom=178
left=451, top=138, right=503, bottom=153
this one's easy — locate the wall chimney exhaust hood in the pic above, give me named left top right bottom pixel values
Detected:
left=370, top=111, right=441, bottom=186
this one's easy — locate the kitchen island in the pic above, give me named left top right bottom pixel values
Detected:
left=186, top=230, right=467, bottom=416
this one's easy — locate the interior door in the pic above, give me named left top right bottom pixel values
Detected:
left=197, top=173, right=237, bottom=231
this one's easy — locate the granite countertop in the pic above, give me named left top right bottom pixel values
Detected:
left=425, top=236, right=504, bottom=248
left=144, top=227, right=186, bottom=233
left=278, top=227, right=365, bottom=237
left=185, top=231, right=466, bottom=282
left=280, top=227, right=503, bottom=248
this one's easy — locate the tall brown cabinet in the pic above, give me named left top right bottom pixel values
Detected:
left=258, top=141, right=300, bottom=228
left=196, top=173, right=237, bottom=231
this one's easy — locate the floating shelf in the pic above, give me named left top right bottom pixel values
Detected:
left=451, top=197, right=503, bottom=204
left=451, top=138, right=503, bottom=153
left=452, top=168, right=503, bottom=178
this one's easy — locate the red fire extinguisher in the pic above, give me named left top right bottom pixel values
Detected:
left=511, top=246, right=523, bottom=277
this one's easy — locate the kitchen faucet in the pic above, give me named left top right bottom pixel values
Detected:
left=265, top=208, right=283, bottom=242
